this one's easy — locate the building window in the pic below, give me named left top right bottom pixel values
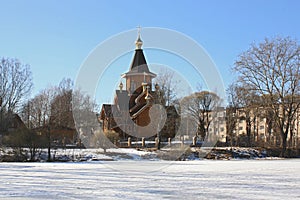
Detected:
left=260, top=125, right=265, bottom=130
left=130, top=80, right=136, bottom=92
left=239, top=126, right=243, bottom=130
left=220, top=127, right=224, bottom=132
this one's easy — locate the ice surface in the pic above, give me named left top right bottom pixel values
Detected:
left=0, top=159, right=299, bottom=199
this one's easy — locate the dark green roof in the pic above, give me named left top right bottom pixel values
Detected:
left=122, top=49, right=156, bottom=77
left=129, top=49, right=149, bottom=73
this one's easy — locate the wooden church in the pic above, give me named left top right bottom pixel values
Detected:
left=99, top=32, right=179, bottom=143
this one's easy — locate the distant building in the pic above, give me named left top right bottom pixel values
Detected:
left=99, top=32, right=179, bottom=142
left=219, top=106, right=300, bottom=147
left=0, top=112, right=28, bottom=145
left=31, top=91, right=77, bottom=147
left=179, top=104, right=300, bottom=147
left=48, top=90, right=77, bottom=146
left=0, top=112, right=27, bottom=134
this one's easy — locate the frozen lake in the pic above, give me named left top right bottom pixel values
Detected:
left=0, top=159, right=299, bottom=199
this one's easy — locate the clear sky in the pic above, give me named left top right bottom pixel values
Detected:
left=1, top=0, right=300, bottom=105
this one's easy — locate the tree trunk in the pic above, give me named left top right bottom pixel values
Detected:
left=289, top=124, right=294, bottom=148
left=280, top=131, right=288, bottom=157
left=197, top=125, right=201, bottom=139
left=30, top=145, right=36, bottom=161
left=47, top=126, right=51, bottom=161
left=157, top=139, right=161, bottom=150
left=48, top=145, right=51, bottom=161
left=246, top=121, right=251, bottom=147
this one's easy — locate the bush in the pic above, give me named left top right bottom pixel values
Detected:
left=105, top=131, right=119, bottom=144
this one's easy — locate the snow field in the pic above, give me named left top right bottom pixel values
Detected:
left=0, top=159, right=299, bottom=199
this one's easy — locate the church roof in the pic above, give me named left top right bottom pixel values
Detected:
left=122, top=34, right=156, bottom=77
left=122, top=49, right=156, bottom=77
left=130, top=49, right=149, bottom=72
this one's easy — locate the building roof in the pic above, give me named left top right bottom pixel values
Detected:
left=122, top=42, right=156, bottom=78
left=130, top=49, right=148, bottom=72
left=100, top=104, right=113, bottom=119
left=165, top=105, right=179, bottom=117
left=115, top=90, right=129, bottom=110
left=7, top=113, right=27, bottom=129
left=100, top=104, right=121, bottom=120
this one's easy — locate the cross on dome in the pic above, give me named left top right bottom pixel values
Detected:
left=135, top=25, right=143, bottom=49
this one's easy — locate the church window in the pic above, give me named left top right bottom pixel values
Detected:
left=130, top=80, right=136, bottom=92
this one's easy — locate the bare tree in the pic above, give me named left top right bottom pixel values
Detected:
left=181, top=90, right=221, bottom=140
left=21, top=78, right=74, bottom=161
left=233, top=37, right=300, bottom=157
left=21, top=86, right=57, bottom=161
left=24, top=78, right=73, bottom=129
left=226, top=84, right=240, bottom=146
left=21, top=88, right=56, bottom=129
left=155, top=69, right=179, bottom=106
left=50, top=91, right=73, bottom=128
left=227, top=84, right=262, bottom=146
left=72, top=89, right=99, bottom=148
left=0, top=58, right=33, bottom=131
left=20, top=78, right=99, bottom=159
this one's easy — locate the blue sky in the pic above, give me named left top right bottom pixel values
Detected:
left=1, top=0, right=300, bottom=105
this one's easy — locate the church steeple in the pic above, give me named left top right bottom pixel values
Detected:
left=121, top=27, right=156, bottom=93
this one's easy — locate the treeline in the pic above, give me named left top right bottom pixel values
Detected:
left=0, top=59, right=98, bottom=160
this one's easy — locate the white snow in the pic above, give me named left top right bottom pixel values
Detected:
left=0, top=159, right=299, bottom=199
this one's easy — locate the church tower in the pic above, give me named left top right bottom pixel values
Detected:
left=99, top=28, right=178, bottom=142
left=121, top=29, right=156, bottom=94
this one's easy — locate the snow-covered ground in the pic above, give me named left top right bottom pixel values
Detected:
left=0, top=159, right=299, bottom=199
left=0, top=146, right=274, bottom=162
